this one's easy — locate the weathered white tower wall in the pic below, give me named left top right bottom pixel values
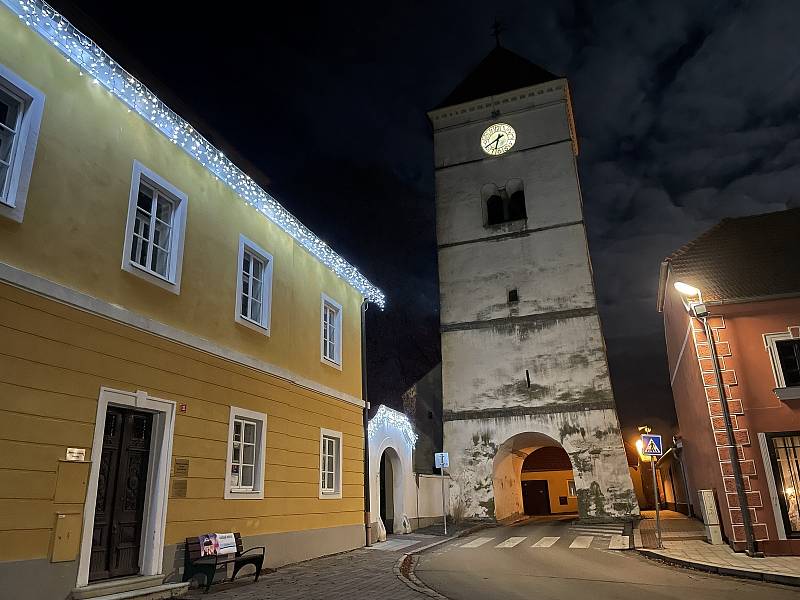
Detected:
left=430, top=77, right=638, bottom=522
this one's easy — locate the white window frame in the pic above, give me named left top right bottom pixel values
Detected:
left=224, top=406, right=267, bottom=500
left=320, top=293, right=343, bottom=369
left=0, top=63, right=45, bottom=223
left=234, top=235, right=274, bottom=336
left=121, top=160, right=188, bottom=294
left=319, top=428, right=343, bottom=499
left=567, top=479, right=577, bottom=497
left=764, top=329, right=800, bottom=389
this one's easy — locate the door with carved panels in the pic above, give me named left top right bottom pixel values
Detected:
left=89, top=407, right=153, bottom=581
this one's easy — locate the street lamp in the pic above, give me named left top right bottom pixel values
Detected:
left=673, top=281, right=758, bottom=557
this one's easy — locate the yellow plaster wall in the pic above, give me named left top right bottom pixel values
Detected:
left=0, top=6, right=364, bottom=398
left=0, top=282, right=365, bottom=562
left=521, top=470, right=578, bottom=514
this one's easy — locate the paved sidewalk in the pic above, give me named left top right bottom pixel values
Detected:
left=636, top=509, right=705, bottom=549
left=182, top=521, right=491, bottom=599
left=184, top=547, right=424, bottom=599
left=641, top=540, right=800, bottom=586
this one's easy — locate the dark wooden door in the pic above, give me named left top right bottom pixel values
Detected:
left=522, top=480, right=550, bottom=515
left=90, top=407, right=153, bottom=581
left=379, top=452, right=394, bottom=532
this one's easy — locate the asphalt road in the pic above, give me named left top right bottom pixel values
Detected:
left=415, top=518, right=797, bottom=600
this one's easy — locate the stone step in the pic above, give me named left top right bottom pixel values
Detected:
left=71, top=576, right=188, bottom=600
left=84, top=583, right=188, bottom=600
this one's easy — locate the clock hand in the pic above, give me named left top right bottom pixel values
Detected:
left=492, top=133, right=505, bottom=149
left=484, top=133, right=505, bottom=149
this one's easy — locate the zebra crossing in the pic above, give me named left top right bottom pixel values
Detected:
left=456, top=532, right=631, bottom=551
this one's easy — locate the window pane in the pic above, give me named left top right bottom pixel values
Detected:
left=252, top=278, right=263, bottom=303
left=252, top=255, right=263, bottom=279
left=777, top=340, right=800, bottom=387
left=244, top=443, right=255, bottom=465
left=326, top=472, right=334, bottom=490
left=244, top=422, right=256, bottom=444
left=0, top=163, right=8, bottom=200
left=133, top=209, right=150, bottom=238
left=242, top=252, right=251, bottom=275
left=130, top=226, right=149, bottom=267
left=0, top=128, right=13, bottom=164
left=772, top=435, right=800, bottom=533
left=230, top=464, right=240, bottom=487
left=137, top=184, right=154, bottom=212
left=232, top=444, right=240, bottom=463
left=155, top=195, right=173, bottom=225
left=152, top=218, right=172, bottom=252
left=0, top=88, right=20, bottom=130
left=240, top=293, right=249, bottom=318
left=250, top=299, right=262, bottom=323
left=150, top=245, right=170, bottom=277
left=241, top=465, right=254, bottom=487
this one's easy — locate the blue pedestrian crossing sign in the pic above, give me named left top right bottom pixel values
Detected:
left=641, top=434, right=663, bottom=456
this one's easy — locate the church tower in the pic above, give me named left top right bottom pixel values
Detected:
left=428, top=45, right=638, bottom=521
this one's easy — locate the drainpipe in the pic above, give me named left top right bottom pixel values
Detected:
left=701, top=315, right=758, bottom=556
left=361, top=300, right=371, bottom=547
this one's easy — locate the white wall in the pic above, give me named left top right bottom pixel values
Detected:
left=417, top=474, right=449, bottom=519
left=368, top=406, right=449, bottom=539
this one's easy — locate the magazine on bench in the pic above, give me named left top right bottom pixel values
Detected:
left=198, top=532, right=237, bottom=556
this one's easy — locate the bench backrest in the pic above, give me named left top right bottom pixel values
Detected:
left=185, top=532, right=244, bottom=562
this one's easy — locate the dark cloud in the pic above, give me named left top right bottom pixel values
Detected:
left=55, top=0, right=800, bottom=432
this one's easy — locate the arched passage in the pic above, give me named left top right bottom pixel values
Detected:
left=367, top=405, right=418, bottom=540
left=492, top=432, right=578, bottom=521
left=379, top=447, right=402, bottom=533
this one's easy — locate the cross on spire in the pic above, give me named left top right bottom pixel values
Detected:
left=491, top=19, right=505, bottom=47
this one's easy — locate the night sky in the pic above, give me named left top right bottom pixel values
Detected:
left=53, top=1, right=800, bottom=443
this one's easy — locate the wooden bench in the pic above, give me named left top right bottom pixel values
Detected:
left=183, top=533, right=265, bottom=592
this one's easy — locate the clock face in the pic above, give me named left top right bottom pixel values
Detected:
left=481, top=123, right=516, bottom=156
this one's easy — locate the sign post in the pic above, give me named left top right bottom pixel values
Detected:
left=641, top=433, right=664, bottom=549
left=435, top=452, right=449, bottom=535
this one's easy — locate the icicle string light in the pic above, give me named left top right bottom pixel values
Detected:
left=368, top=405, right=418, bottom=447
left=5, top=0, right=385, bottom=308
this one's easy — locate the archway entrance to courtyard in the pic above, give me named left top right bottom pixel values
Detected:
left=379, top=447, right=401, bottom=533
left=492, top=432, right=578, bottom=521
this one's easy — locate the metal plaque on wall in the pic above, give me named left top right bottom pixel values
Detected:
left=171, top=479, right=188, bottom=498
left=174, top=458, right=190, bottom=478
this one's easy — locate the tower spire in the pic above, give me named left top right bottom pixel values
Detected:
left=491, top=18, right=504, bottom=48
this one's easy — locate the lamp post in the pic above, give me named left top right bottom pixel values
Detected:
left=673, top=282, right=758, bottom=557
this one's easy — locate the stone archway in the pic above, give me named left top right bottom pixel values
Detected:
left=445, top=412, right=639, bottom=522
left=367, top=406, right=417, bottom=540
left=492, top=431, right=575, bottom=521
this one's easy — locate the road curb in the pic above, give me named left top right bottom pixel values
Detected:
left=637, top=549, right=800, bottom=587
left=394, top=522, right=495, bottom=599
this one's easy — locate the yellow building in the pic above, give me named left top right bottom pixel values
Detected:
left=0, top=2, right=383, bottom=598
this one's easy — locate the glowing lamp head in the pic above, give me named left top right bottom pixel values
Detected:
left=674, top=281, right=702, bottom=298
left=635, top=439, right=650, bottom=462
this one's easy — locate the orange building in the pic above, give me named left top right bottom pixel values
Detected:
left=658, top=208, right=800, bottom=555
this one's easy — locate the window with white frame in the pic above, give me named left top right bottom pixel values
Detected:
left=225, top=406, right=267, bottom=500
left=122, top=161, right=188, bottom=293
left=765, top=330, right=800, bottom=389
left=319, top=428, right=342, bottom=499
left=321, top=294, right=343, bottom=367
left=0, top=63, right=45, bottom=223
left=235, top=235, right=273, bottom=335
left=567, top=479, right=577, bottom=497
